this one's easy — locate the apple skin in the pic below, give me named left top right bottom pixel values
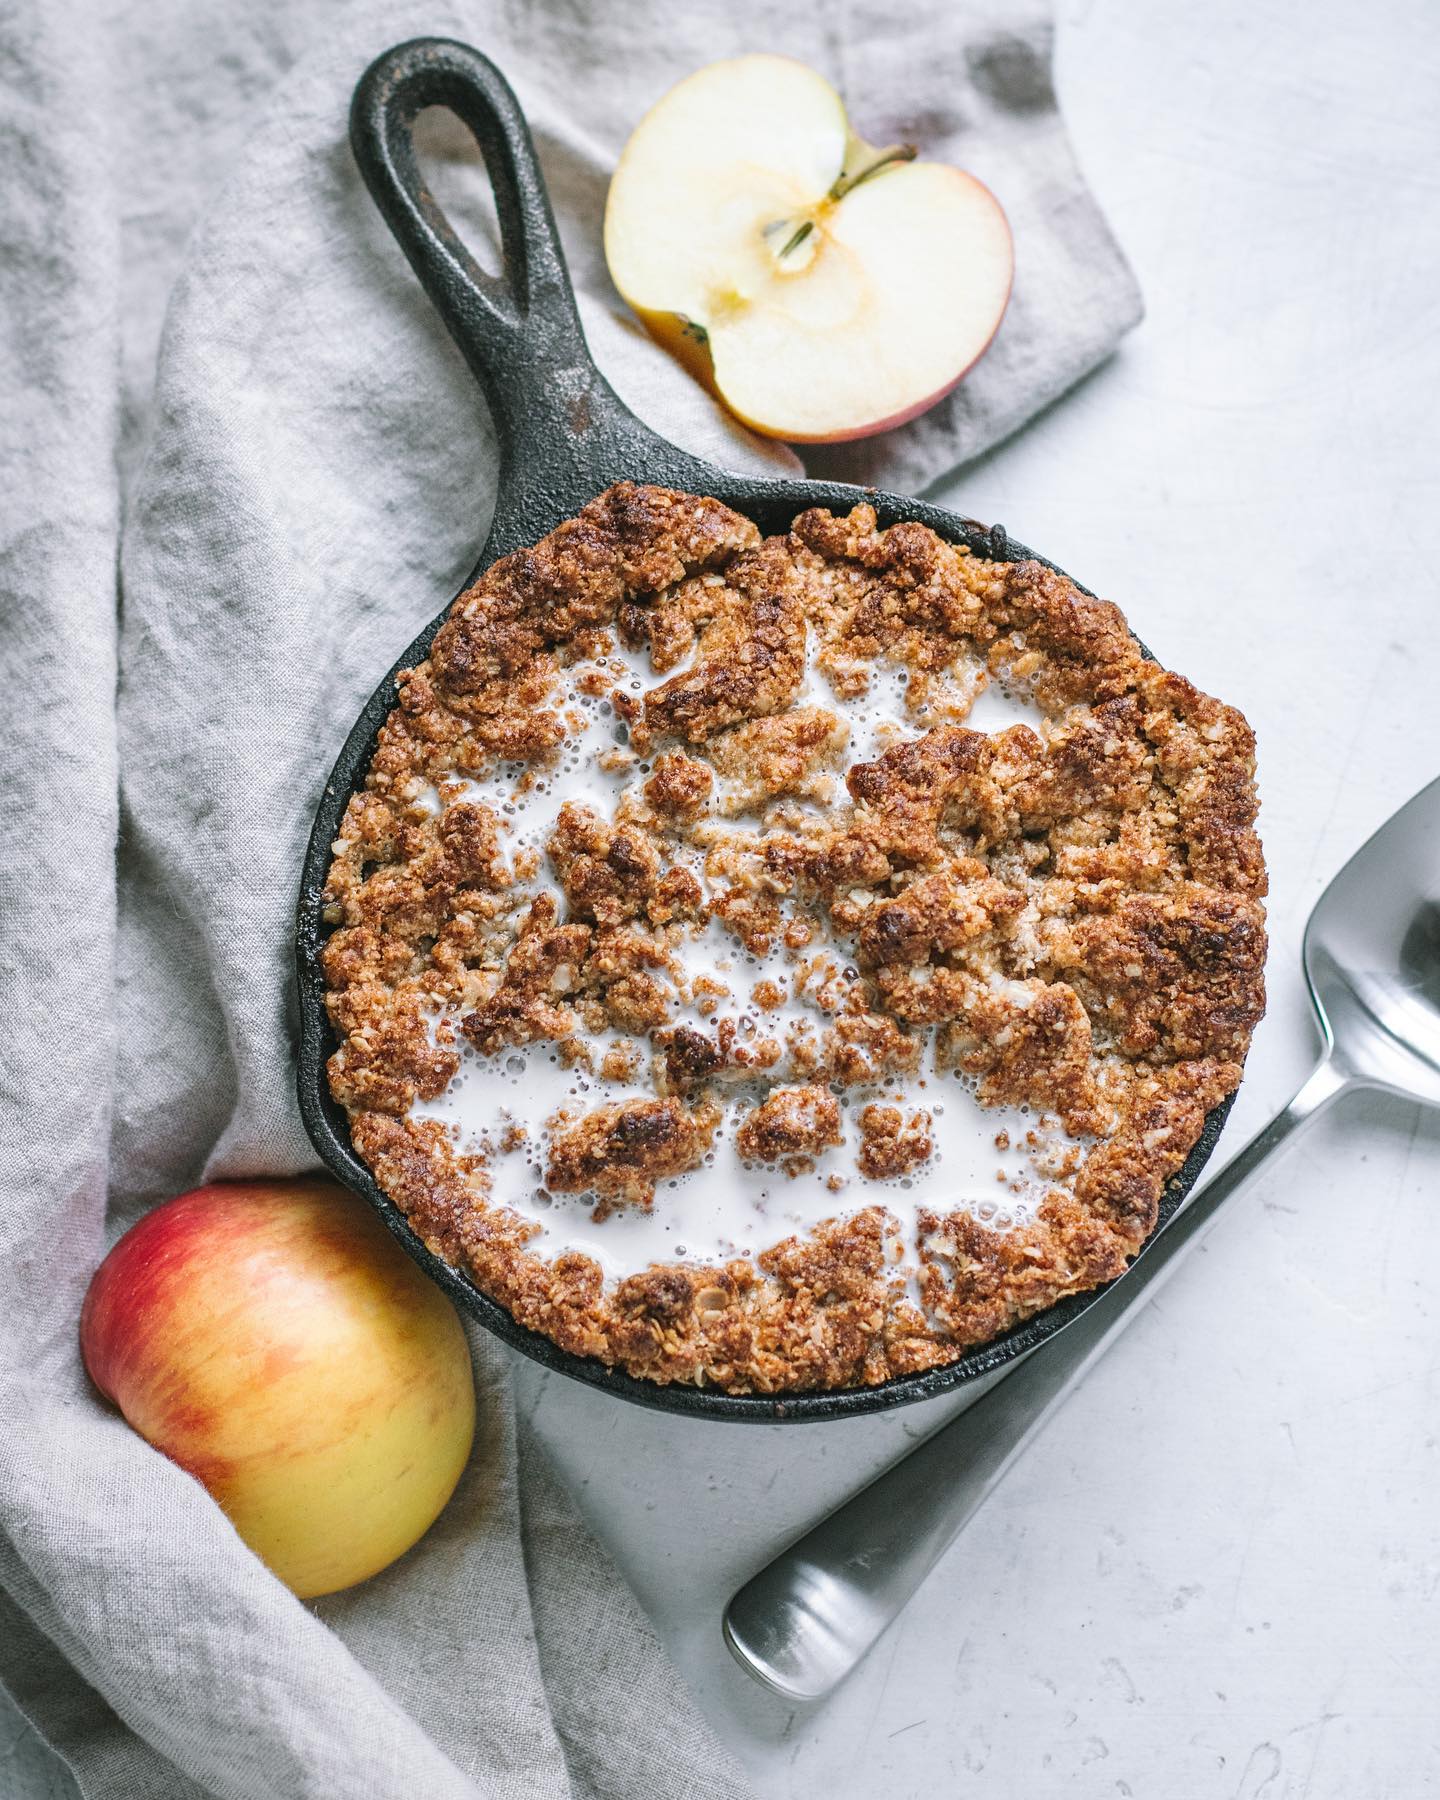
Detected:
left=80, top=1178, right=475, bottom=1599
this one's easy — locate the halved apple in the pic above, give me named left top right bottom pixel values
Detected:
left=604, top=54, right=1014, bottom=443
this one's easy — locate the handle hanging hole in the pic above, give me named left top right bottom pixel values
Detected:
left=410, top=105, right=504, bottom=284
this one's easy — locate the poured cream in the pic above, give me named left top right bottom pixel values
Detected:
left=416, top=1046, right=1053, bottom=1278
left=409, top=624, right=1070, bottom=1281
left=964, top=675, right=1044, bottom=735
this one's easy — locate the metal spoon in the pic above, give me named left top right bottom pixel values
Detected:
left=724, top=774, right=1440, bottom=1702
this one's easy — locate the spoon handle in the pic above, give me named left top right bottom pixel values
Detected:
left=723, top=1055, right=1351, bottom=1701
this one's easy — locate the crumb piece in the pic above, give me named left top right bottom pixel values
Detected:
left=546, top=1097, right=718, bottom=1214
left=600, top=1041, right=642, bottom=1082
left=548, top=801, right=660, bottom=926
left=708, top=706, right=847, bottom=812
left=644, top=751, right=713, bottom=820
left=736, top=1085, right=842, bottom=1172
left=856, top=1105, right=934, bottom=1180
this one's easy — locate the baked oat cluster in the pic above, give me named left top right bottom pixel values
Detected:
left=321, top=483, right=1266, bottom=1393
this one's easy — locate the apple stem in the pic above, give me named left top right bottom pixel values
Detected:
left=830, top=142, right=918, bottom=203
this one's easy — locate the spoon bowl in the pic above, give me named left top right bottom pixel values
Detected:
left=1304, top=775, right=1440, bottom=1106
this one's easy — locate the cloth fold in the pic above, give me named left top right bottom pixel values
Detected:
left=0, top=2, right=1140, bottom=1794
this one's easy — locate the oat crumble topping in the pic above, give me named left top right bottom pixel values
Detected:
left=321, top=483, right=1266, bottom=1393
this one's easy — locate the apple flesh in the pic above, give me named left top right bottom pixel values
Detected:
left=80, top=1179, right=475, bottom=1599
left=604, top=54, right=1014, bottom=442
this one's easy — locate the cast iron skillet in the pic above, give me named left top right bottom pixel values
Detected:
left=295, top=37, right=1234, bottom=1422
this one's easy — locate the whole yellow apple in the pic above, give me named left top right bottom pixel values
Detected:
left=80, top=1178, right=475, bottom=1598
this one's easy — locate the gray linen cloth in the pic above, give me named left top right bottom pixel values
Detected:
left=0, top=0, right=1140, bottom=1794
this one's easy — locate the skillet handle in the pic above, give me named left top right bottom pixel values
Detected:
left=350, top=37, right=706, bottom=557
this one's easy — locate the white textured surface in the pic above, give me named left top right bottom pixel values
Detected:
left=4, top=0, right=1437, bottom=1793
left=523, top=3, right=1440, bottom=1797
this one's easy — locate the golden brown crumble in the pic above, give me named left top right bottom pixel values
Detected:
left=735, top=1084, right=844, bottom=1172
left=856, top=1104, right=935, bottom=1180
left=546, top=1097, right=719, bottom=1219
left=322, top=483, right=1266, bottom=1394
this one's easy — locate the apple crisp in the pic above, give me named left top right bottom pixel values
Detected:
left=321, top=483, right=1265, bottom=1393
